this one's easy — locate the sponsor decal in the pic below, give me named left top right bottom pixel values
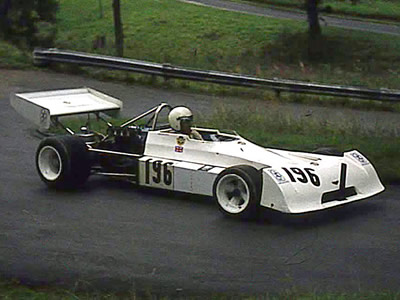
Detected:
left=268, top=169, right=288, bottom=184
left=350, top=152, right=369, bottom=166
left=40, top=109, right=49, bottom=124
left=175, top=146, right=183, bottom=153
left=176, top=136, right=185, bottom=146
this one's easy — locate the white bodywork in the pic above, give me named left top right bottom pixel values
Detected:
left=11, top=88, right=122, bottom=129
left=11, top=87, right=384, bottom=214
left=137, top=129, right=384, bottom=213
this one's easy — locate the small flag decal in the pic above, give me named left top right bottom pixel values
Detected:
left=175, top=146, right=183, bottom=153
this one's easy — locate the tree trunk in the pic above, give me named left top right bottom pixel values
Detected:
left=306, top=0, right=321, bottom=39
left=0, top=0, right=12, bottom=37
left=305, top=0, right=322, bottom=60
left=0, top=0, right=11, bottom=16
left=112, top=0, right=124, bottom=57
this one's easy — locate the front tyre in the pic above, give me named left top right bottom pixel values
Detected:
left=213, top=165, right=261, bottom=220
left=36, top=136, right=91, bottom=189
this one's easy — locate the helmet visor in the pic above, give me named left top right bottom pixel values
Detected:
left=177, top=115, right=193, bottom=123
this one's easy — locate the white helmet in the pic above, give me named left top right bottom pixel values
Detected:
left=168, top=106, right=193, bottom=131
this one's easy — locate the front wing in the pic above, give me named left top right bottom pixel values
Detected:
left=260, top=150, right=385, bottom=213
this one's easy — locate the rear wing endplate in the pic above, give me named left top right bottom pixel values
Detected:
left=10, top=87, right=122, bottom=129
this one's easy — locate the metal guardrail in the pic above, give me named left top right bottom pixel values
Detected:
left=33, top=48, right=400, bottom=102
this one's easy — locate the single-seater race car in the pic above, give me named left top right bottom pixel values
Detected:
left=11, top=88, right=385, bottom=219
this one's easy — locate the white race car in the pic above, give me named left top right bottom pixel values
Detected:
left=11, top=88, right=385, bottom=219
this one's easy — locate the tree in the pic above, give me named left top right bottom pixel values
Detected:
left=0, top=0, right=11, bottom=35
left=112, top=0, right=124, bottom=57
left=306, top=0, right=321, bottom=39
left=0, top=0, right=58, bottom=48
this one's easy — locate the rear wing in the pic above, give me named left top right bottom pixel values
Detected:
left=11, top=87, right=122, bottom=129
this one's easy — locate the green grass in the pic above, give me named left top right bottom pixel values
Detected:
left=1, top=279, right=399, bottom=299
left=245, top=0, right=400, bottom=21
left=0, top=279, right=138, bottom=299
left=0, top=41, right=31, bottom=68
left=49, top=0, right=400, bottom=100
left=2, top=0, right=400, bottom=102
left=55, top=0, right=296, bottom=69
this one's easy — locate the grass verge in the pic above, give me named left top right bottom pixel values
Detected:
left=0, top=41, right=31, bottom=69
left=245, top=0, right=400, bottom=22
left=1, top=0, right=400, bottom=112
left=54, top=0, right=400, bottom=89
left=0, top=279, right=137, bottom=300
left=40, top=0, right=400, bottom=112
left=1, top=278, right=399, bottom=299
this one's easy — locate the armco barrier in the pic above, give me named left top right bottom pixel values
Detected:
left=33, top=48, right=400, bottom=102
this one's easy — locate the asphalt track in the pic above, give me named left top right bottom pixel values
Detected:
left=1, top=69, right=400, bottom=296
left=181, top=0, right=400, bottom=36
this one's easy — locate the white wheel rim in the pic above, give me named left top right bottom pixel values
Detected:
left=216, top=174, right=250, bottom=214
left=38, top=146, right=62, bottom=181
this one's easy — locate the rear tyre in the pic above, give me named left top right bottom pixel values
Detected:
left=213, top=165, right=261, bottom=220
left=36, top=135, right=91, bottom=189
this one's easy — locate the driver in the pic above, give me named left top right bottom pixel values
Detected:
left=168, top=106, right=203, bottom=140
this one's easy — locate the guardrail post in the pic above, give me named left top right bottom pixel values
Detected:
left=162, top=63, right=173, bottom=82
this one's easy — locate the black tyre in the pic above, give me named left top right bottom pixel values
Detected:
left=313, top=147, right=343, bottom=156
left=36, top=135, right=91, bottom=189
left=213, top=165, right=261, bottom=220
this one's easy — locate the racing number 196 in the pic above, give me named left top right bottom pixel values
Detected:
left=282, top=167, right=321, bottom=187
left=145, top=159, right=173, bottom=186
